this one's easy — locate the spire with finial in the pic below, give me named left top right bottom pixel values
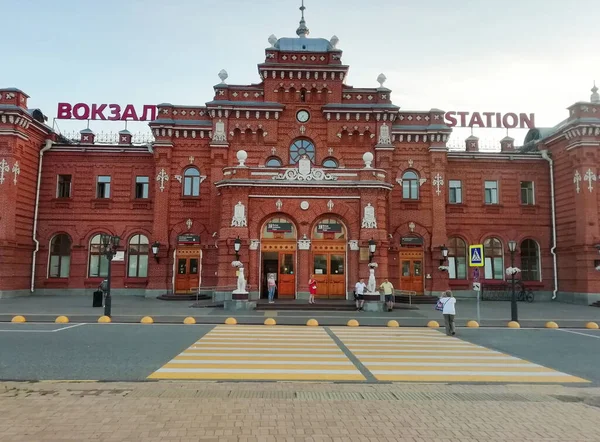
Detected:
left=296, top=0, right=309, bottom=38
left=591, top=81, right=599, bottom=104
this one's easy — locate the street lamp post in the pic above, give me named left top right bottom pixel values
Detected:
left=234, top=236, right=242, bottom=261
left=151, top=241, right=160, bottom=263
left=440, top=244, right=449, bottom=266
left=101, top=234, right=120, bottom=318
left=508, top=239, right=518, bottom=322
left=368, top=238, right=376, bottom=263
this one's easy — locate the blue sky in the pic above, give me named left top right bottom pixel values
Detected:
left=3, top=0, right=599, bottom=145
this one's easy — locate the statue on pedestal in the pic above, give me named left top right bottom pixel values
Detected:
left=233, top=267, right=248, bottom=294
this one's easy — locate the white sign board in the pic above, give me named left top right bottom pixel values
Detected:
left=113, top=251, right=125, bottom=262
left=472, top=282, right=481, bottom=292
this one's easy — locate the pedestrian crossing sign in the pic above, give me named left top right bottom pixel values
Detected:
left=469, top=244, right=484, bottom=267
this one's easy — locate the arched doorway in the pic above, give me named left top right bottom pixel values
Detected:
left=260, top=217, right=297, bottom=299
left=311, top=218, right=347, bottom=299
left=399, top=235, right=424, bottom=294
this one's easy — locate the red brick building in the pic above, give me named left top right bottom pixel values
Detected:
left=1, top=18, right=599, bottom=304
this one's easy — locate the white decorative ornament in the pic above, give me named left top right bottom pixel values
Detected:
left=273, top=156, right=337, bottom=181
left=378, top=123, right=392, bottom=145
left=330, top=35, right=339, bottom=49
left=218, top=69, right=228, bottom=84
left=268, top=34, right=277, bottom=47
left=366, top=268, right=378, bottom=294
left=275, top=199, right=283, bottom=211
left=433, top=173, right=444, bottom=196
left=584, top=168, right=597, bottom=192
left=11, top=161, right=20, bottom=185
left=420, top=178, right=427, bottom=187
left=174, top=175, right=182, bottom=183
left=573, top=170, right=582, bottom=194
left=0, top=159, right=9, bottom=185
left=231, top=201, right=247, bottom=227
left=327, top=199, right=334, bottom=211
left=408, top=159, right=414, bottom=167
left=298, top=234, right=311, bottom=250
left=186, top=218, right=193, bottom=230
left=505, top=267, right=521, bottom=276
left=361, top=203, right=377, bottom=229
left=348, top=240, right=359, bottom=251
left=300, top=201, right=309, bottom=210
left=233, top=267, right=248, bottom=294
left=362, top=152, right=374, bottom=168
left=409, top=222, right=416, bottom=232
left=236, top=150, right=248, bottom=167
left=377, top=73, right=387, bottom=88
left=156, top=168, right=169, bottom=192
left=249, top=239, right=260, bottom=251
left=438, top=265, right=450, bottom=272
left=212, top=119, right=227, bottom=143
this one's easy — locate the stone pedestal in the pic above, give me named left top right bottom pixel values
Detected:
left=224, top=291, right=256, bottom=311
left=363, top=292, right=384, bottom=312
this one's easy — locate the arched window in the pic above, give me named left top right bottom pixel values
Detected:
left=89, top=234, right=109, bottom=278
left=49, top=234, right=71, bottom=278
left=262, top=217, right=297, bottom=240
left=484, top=237, right=504, bottom=280
left=402, top=170, right=419, bottom=200
left=265, top=157, right=283, bottom=167
left=128, top=234, right=149, bottom=278
left=521, top=239, right=540, bottom=281
left=312, top=218, right=346, bottom=240
left=322, top=157, right=338, bottom=168
left=183, top=168, right=201, bottom=197
left=447, top=237, right=467, bottom=279
left=289, top=139, right=315, bottom=164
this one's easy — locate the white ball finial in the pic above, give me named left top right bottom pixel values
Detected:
left=363, top=152, right=374, bottom=168
left=236, top=150, right=248, bottom=167
left=591, top=81, right=600, bottom=104
left=218, top=69, right=228, bottom=84
left=268, top=34, right=277, bottom=48
left=330, top=35, right=339, bottom=49
left=377, top=73, right=387, bottom=88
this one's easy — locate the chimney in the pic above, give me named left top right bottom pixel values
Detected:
left=501, top=136, right=515, bottom=152
left=118, top=129, right=132, bottom=145
left=465, top=135, right=479, bottom=152
left=80, top=128, right=95, bottom=144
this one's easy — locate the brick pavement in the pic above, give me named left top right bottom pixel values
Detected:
left=1, top=381, right=600, bottom=441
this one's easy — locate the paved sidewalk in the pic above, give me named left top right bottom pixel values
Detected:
left=1, top=381, right=600, bottom=441
left=2, top=295, right=600, bottom=327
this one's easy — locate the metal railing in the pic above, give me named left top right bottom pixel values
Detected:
left=481, top=281, right=535, bottom=302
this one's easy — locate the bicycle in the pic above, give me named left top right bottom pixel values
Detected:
left=517, top=287, right=534, bottom=303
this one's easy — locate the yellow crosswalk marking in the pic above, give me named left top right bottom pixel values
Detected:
left=330, top=327, right=589, bottom=383
left=148, top=325, right=365, bottom=381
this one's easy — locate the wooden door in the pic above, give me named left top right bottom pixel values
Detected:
left=312, top=252, right=345, bottom=299
left=175, top=249, right=200, bottom=293
left=278, top=252, right=295, bottom=298
left=399, top=249, right=424, bottom=294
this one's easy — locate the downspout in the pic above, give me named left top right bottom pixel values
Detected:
left=30, top=139, right=54, bottom=292
left=540, top=149, right=558, bottom=300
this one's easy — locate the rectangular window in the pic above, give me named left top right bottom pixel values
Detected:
left=135, top=176, right=149, bottom=199
left=448, top=257, right=467, bottom=279
left=49, top=255, right=70, bottom=278
left=449, top=180, right=462, bottom=204
left=484, top=180, right=498, bottom=204
left=57, top=175, right=72, bottom=198
left=521, top=181, right=535, bottom=205
left=96, top=176, right=111, bottom=199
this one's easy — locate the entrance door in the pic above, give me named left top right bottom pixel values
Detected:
left=399, top=249, right=424, bottom=294
left=261, top=250, right=296, bottom=299
left=175, top=247, right=201, bottom=294
left=312, top=253, right=345, bottom=299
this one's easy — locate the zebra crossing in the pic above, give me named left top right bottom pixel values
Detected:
left=330, top=327, right=588, bottom=383
left=148, top=325, right=365, bottom=381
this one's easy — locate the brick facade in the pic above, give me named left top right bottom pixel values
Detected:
left=1, top=31, right=599, bottom=304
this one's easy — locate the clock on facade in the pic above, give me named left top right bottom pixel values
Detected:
left=296, top=110, right=310, bottom=123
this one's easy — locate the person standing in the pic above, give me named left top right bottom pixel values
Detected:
left=267, top=275, right=277, bottom=304
left=379, top=278, right=395, bottom=312
left=442, top=290, right=457, bottom=336
left=354, top=278, right=366, bottom=311
left=308, top=274, right=317, bottom=304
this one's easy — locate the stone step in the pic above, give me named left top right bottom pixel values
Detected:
left=157, top=294, right=211, bottom=301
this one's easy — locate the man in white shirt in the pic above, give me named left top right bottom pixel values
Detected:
left=354, top=279, right=366, bottom=311
left=441, top=290, right=457, bottom=336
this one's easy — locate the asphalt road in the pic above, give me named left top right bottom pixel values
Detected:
left=1, top=323, right=599, bottom=384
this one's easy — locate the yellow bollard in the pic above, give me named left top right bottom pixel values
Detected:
left=427, top=320, right=440, bottom=328
left=11, top=315, right=26, bottom=323
left=347, top=319, right=359, bottom=327
left=586, top=322, right=599, bottom=330
left=306, top=319, right=319, bottom=327
left=140, top=316, right=154, bottom=324
left=264, top=318, right=276, bottom=326
left=467, top=320, right=479, bottom=328
left=545, top=321, right=559, bottom=329
left=387, top=320, right=399, bottom=327
left=183, top=317, right=196, bottom=325
left=225, top=317, right=237, bottom=325
left=98, top=316, right=112, bottom=323
left=55, top=316, right=69, bottom=324
left=507, top=321, right=520, bottom=328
